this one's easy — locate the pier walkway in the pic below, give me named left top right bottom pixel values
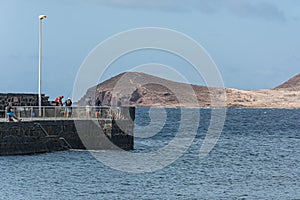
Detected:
left=1, top=106, right=134, bottom=122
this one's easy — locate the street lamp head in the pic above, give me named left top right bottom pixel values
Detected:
left=39, top=15, right=46, bottom=20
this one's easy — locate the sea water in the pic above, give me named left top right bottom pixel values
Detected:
left=0, top=108, right=299, bottom=199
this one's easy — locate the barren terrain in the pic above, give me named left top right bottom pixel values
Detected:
left=79, top=72, right=300, bottom=108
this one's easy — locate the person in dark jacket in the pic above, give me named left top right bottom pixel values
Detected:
left=94, top=96, right=102, bottom=118
left=64, top=98, right=72, bottom=118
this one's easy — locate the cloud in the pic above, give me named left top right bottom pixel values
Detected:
left=85, top=0, right=187, bottom=12
left=85, top=0, right=286, bottom=22
left=224, top=0, right=286, bottom=22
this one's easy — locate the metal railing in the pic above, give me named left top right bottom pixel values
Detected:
left=2, top=106, right=134, bottom=121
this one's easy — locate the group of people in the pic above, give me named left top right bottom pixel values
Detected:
left=55, top=96, right=73, bottom=117
left=56, top=95, right=107, bottom=118
left=6, top=96, right=73, bottom=121
left=85, top=96, right=103, bottom=118
left=85, top=92, right=120, bottom=118
left=6, top=93, right=119, bottom=121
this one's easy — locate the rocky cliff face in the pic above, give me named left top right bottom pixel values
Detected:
left=79, top=72, right=300, bottom=108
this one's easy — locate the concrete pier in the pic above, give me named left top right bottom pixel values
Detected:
left=0, top=118, right=134, bottom=156
left=0, top=92, right=136, bottom=156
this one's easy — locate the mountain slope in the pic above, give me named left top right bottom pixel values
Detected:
left=275, top=73, right=300, bottom=90
left=78, top=72, right=300, bottom=108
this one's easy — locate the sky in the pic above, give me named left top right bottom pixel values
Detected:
left=0, top=0, right=299, bottom=101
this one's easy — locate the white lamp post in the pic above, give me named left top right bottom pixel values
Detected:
left=38, top=15, right=46, bottom=117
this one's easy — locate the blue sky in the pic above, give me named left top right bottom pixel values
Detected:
left=0, top=0, right=299, bottom=100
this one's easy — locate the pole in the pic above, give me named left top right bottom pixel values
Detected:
left=38, top=15, right=46, bottom=116
left=38, top=19, right=42, bottom=117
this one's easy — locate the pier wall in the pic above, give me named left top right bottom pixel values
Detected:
left=0, top=118, right=134, bottom=156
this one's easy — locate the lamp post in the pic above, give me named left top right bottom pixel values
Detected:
left=38, top=15, right=46, bottom=117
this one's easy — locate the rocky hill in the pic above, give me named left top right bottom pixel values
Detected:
left=274, top=73, right=300, bottom=90
left=78, top=72, right=300, bottom=108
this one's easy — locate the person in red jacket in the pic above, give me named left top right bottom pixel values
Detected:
left=55, top=96, right=64, bottom=106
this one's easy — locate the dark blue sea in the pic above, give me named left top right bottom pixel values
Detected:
left=0, top=108, right=299, bottom=199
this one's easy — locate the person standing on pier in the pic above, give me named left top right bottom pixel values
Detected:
left=55, top=96, right=64, bottom=106
left=94, top=96, right=102, bottom=118
left=55, top=96, right=64, bottom=117
left=64, top=98, right=72, bottom=118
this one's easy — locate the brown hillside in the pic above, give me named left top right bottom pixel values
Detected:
left=275, top=73, right=300, bottom=90
left=78, top=72, right=300, bottom=108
